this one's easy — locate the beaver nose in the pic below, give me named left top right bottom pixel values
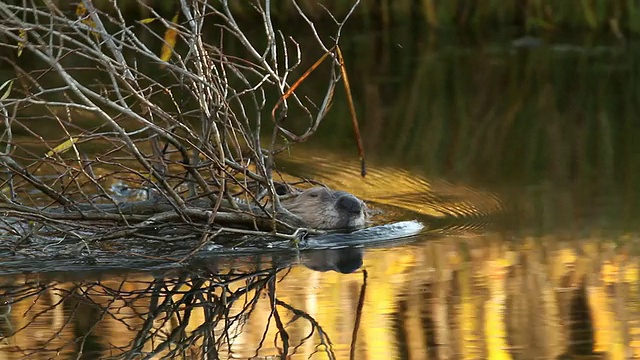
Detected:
left=336, top=195, right=363, bottom=215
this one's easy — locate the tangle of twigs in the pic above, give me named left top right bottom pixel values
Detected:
left=0, top=0, right=360, bottom=249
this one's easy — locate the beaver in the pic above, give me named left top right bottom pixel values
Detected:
left=279, top=187, right=368, bottom=230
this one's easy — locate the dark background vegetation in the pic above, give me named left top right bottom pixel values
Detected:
left=2, top=0, right=639, bottom=226
left=0, top=3, right=639, bottom=358
left=80, top=0, right=640, bottom=35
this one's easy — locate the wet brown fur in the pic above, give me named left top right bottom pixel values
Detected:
left=279, top=187, right=367, bottom=230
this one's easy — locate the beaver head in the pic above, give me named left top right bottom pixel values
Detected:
left=279, top=187, right=367, bottom=230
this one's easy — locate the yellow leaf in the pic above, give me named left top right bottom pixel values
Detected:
left=17, top=29, right=26, bottom=57
left=46, top=138, right=79, bottom=157
left=75, top=3, right=87, bottom=17
left=84, top=18, right=97, bottom=29
left=139, top=18, right=156, bottom=24
left=160, top=13, right=180, bottom=62
left=76, top=2, right=98, bottom=40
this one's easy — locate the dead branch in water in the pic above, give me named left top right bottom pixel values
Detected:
left=0, top=0, right=360, bottom=248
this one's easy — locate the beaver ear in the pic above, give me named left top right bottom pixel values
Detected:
left=274, top=183, right=289, bottom=196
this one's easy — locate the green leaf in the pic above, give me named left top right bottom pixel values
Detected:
left=0, top=80, right=13, bottom=101
left=46, top=137, right=79, bottom=157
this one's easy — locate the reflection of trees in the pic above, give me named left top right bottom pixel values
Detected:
left=305, top=233, right=640, bottom=360
left=2, top=236, right=640, bottom=359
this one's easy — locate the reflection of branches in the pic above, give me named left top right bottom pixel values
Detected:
left=350, top=269, right=367, bottom=360
left=0, top=0, right=360, bottom=252
left=268, top=275, right=290, bottom=356
left=275, top=299, right=336, bottom=360
left=128, top=273, right=275, bottom=359
left=0, top=265, right=353, bottom=358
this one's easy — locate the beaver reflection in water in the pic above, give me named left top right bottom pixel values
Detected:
left=279, top=187, right=368, bottom=230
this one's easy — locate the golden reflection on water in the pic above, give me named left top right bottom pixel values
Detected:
left=0, top=233, right=639, bottom=359
left=275, top=151, right=505, bottom=222
left=0, top=152, right=635, bottom=359
left=0, top=148, right=634, bottom=359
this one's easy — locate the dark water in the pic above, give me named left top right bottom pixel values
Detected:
left=2, top=21, right=640, bottom=359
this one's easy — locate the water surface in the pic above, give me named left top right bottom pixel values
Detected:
left=1, top=25, right=640, bottom=359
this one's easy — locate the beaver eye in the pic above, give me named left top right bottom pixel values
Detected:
left=309, top=193, right=319, bottom=198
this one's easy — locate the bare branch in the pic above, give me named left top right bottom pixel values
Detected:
left=0, top=0, right=361, bottom=252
